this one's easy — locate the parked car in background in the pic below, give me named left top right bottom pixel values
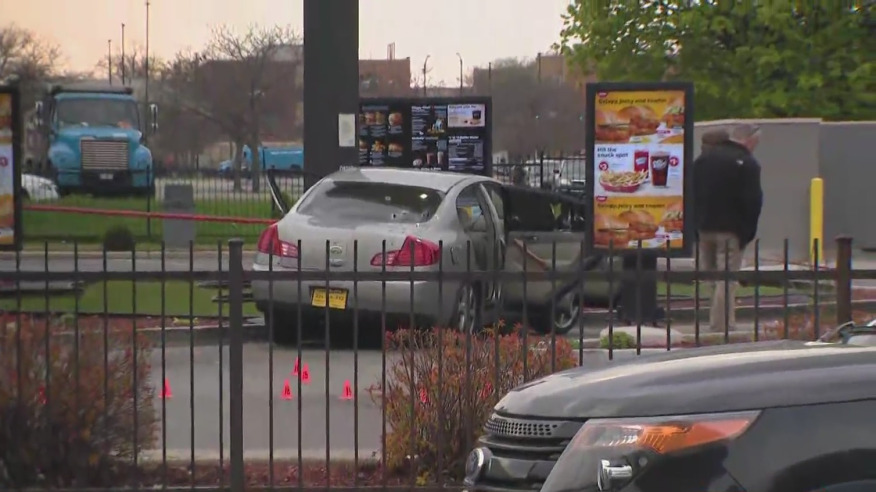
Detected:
left=218, top=159, right=250, bottom=178
left=464, top=338, right=876, bottom=492
left=252, top=167, right=613, bottom=345
left=22, top=173, right=59, bottom=201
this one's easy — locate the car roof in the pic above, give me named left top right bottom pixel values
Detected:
left=326, top=167, right=494, bottom=192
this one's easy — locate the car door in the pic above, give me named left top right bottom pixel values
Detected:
left=480, top=182, right=506, bottom=305
left=499, top=186, right=592, bottom=309
left=454, top=184, right=498, bottom=305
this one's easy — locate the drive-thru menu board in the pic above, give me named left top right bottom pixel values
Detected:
left=358, top=97, right=491, bottom=175
left=585, top=82, right=693, bottom=256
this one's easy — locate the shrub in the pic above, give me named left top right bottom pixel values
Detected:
left=369, top=324, right=576, bottom=483
left=600, top=331, right=637, bottom=349
left=102, top=224, right=135, bottom=251
left=0, top=315, right=156, bottom=488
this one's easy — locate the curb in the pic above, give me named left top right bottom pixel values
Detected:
left=51, top=323, right=268, bottom=346
left=579, top=299, right=876, bottom=326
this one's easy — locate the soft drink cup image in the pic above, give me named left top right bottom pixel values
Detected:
left=650, top=151, right=670, bottom=187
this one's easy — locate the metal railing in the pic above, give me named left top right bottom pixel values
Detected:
left=0, top=237, right=874, bottom=491
left=22, top=158, right=587, bottom=245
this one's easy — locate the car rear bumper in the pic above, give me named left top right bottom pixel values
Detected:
left=251, top=263, right=462, bottom=326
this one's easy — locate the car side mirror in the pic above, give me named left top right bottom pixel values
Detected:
left=506, top=215, right=522, bottom=231
left=149, top=104, right=159, bottom=134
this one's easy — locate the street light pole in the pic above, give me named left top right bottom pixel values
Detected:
left=422, top=55, right=430, bottom=97
left=107, top=39, right=113, bottom=85
left=456, top=52, right=463, bottom=95
left=145, top=1, right=151, bottom=139
left=121, top=23, right=126, bottom=85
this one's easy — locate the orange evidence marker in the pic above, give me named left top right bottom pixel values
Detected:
left=301, top=364, right=311, bottom=385
left=160, top=378, right=173, bottom=399
left=339, top=380, right=354, bottom=401
left=281, top=379, right=294, bottom=400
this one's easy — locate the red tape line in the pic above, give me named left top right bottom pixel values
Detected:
left=23, top=204, right=275, bottom=225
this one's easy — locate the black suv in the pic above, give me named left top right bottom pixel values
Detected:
left=463, top=340, right=876, bottom=492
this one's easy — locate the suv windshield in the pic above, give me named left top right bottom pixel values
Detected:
left=296, top=181, right=444, bottom=223
left=56, top=98, right=140, bottom=129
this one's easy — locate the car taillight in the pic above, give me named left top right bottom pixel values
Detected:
left=370, top=236, right=440, bottom=267
left=256, top=224, right=298, bottom=258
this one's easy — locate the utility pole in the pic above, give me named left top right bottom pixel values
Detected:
left=107, top=39, right=113, bottom=85
left=537, top=52, right=542, bottom=83
left=422, top=55, right=430, bottom=97
left=456, top=52, right=464, bottom=95
left=121, top=23, right=127, bottom=85
left=145, top=1, right=151, bottom=140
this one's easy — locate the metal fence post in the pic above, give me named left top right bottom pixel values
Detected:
left=228, top=239, right=245, bottom=491
left=835, top=236, right=853, bottom=325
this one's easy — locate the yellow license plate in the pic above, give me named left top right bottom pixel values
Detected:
left=311, top=288, right=348, bottom=310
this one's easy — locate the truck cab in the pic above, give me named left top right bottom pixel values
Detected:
left=33, top=83, right=158, bottom=195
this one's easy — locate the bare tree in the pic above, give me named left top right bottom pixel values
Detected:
left=0, top=24, right=61, bottom=107
left=162, top=24, right=301, bottom=192
left=472, top=57, right=587, bottom=158
left=95, top=46, right=165, bottom=84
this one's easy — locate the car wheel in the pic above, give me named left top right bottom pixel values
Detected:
left=264, top=308, right=300, bottom=346
left=535, top=289, right=581, bottom=336
left=453, top=283, right=482, bottom=334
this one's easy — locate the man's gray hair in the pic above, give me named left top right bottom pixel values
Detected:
left=730, top=123, right=761, bottom=142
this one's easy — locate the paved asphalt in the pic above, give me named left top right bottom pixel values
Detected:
left=146, top=342, right=620, bottom=461
left=150, top=343, right=393, bottom=460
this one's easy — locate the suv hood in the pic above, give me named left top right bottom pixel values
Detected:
left=495, top=341, right=876, bottom=419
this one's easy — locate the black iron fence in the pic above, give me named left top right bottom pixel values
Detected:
left=23, top=168, right=307, bottom=245
left=23, top=158, right=586, bottom=245
left=1, top=235, right=874, bottom=490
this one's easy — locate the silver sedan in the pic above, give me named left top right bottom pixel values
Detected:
left=251, top=168, right=503, bottom=345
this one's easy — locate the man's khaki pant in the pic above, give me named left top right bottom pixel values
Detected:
left=697, top=232, right=744, bottom=332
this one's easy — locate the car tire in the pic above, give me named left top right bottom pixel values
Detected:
left=534, top=289, right=581, bottom=336
left=452, top=283, right=482, bottom=334
left=264, top=308, right=300, bottom=346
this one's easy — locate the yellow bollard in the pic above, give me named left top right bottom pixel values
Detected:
left=810, top=177, right=824, bottom=265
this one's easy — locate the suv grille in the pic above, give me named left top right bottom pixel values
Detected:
left=81, top=139, right=129, bottom=170
left=473, top=414, right=584, bottom=492
left=485, top=416, right=563, bottom=438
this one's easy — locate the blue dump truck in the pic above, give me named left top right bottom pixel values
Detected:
left=219, top=144, right=303, bottom=178
left=31, top=83, right=158, bottom=196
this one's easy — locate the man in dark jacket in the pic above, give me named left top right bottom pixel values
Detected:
left=693, top=124, right=763, bottom=333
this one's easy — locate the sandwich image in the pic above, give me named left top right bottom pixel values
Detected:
left=594, top=109, right=631, bottom=143
left=662, top=96, right=685, bottom=128
left=618, top=105, right=660, bottom=136
left=660, top=201, right=684, bottom=232
left=0, top=195, right=13, bottom=228
left=618, top=209, right=658, bottom=240
left=594, top=213, right=630, bottom=247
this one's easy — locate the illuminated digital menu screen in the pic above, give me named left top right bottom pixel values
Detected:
left=358, top=98, right=489, bottom=175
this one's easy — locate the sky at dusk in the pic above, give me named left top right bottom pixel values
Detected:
left=5, top=0, right=573, bottom=84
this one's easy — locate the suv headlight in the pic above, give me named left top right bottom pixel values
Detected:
left=540, top=410, right=760, bottom=492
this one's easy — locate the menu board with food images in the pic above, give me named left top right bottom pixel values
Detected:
left=358, top=97, right=491, bottom=175
left=0, top=87, right=19, bottom=249
left=586, top=83, right=693, bottom=255
left=359, top=103, right=410, bottom=167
